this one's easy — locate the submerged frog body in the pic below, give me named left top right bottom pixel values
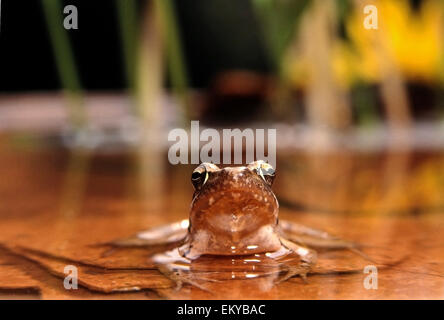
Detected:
left=111, top=161, right=362, bottom=289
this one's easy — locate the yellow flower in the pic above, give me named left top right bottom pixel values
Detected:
left=342, top=0, right=444, bottom=84
left=287, top=0, right=444, bottom=88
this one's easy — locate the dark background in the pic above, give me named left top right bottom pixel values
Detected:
left=0, top=0, right=270, bottom=92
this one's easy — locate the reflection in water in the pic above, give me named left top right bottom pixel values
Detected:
left=152, top=245, right=307, bottom=291
left=278, top=150, right=444, bottom=214
left=59, top=148, right=91, bottom=218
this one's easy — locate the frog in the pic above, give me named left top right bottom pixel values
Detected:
left=110, top=160, right=362, bottom=290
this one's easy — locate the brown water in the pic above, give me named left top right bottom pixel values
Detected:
left=0, top=137, right=443, bottom=299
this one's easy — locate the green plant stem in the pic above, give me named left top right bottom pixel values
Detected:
left=115, top=0, right=138, bottom=100
left=41, top=0, right=85, bottom=129
left=157, top=0, right=190, bottom=122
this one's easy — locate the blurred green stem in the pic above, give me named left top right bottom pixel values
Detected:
left=41, top=0, right=86, bottom=130
left=115, top=0, right=138, bottom=101
left=157, top=0, right=190, bottom=122
left=251, top=0, right=309, bottom=76
left=251, top=0, right=309, bottom=119
left=353, top=83, right=378, bottom=127
left=42, top=0, right=89, bottom=217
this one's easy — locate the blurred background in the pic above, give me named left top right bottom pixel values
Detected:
left=2, top=0, right=443, bottom=125
left=0, top=0, right=444, bottom=221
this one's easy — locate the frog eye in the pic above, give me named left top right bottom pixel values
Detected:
left=248, top=161, right=275, bottom=186
left=258, top=166, right=275, bottom=186
left=191, top=166, right=209, bottom=190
